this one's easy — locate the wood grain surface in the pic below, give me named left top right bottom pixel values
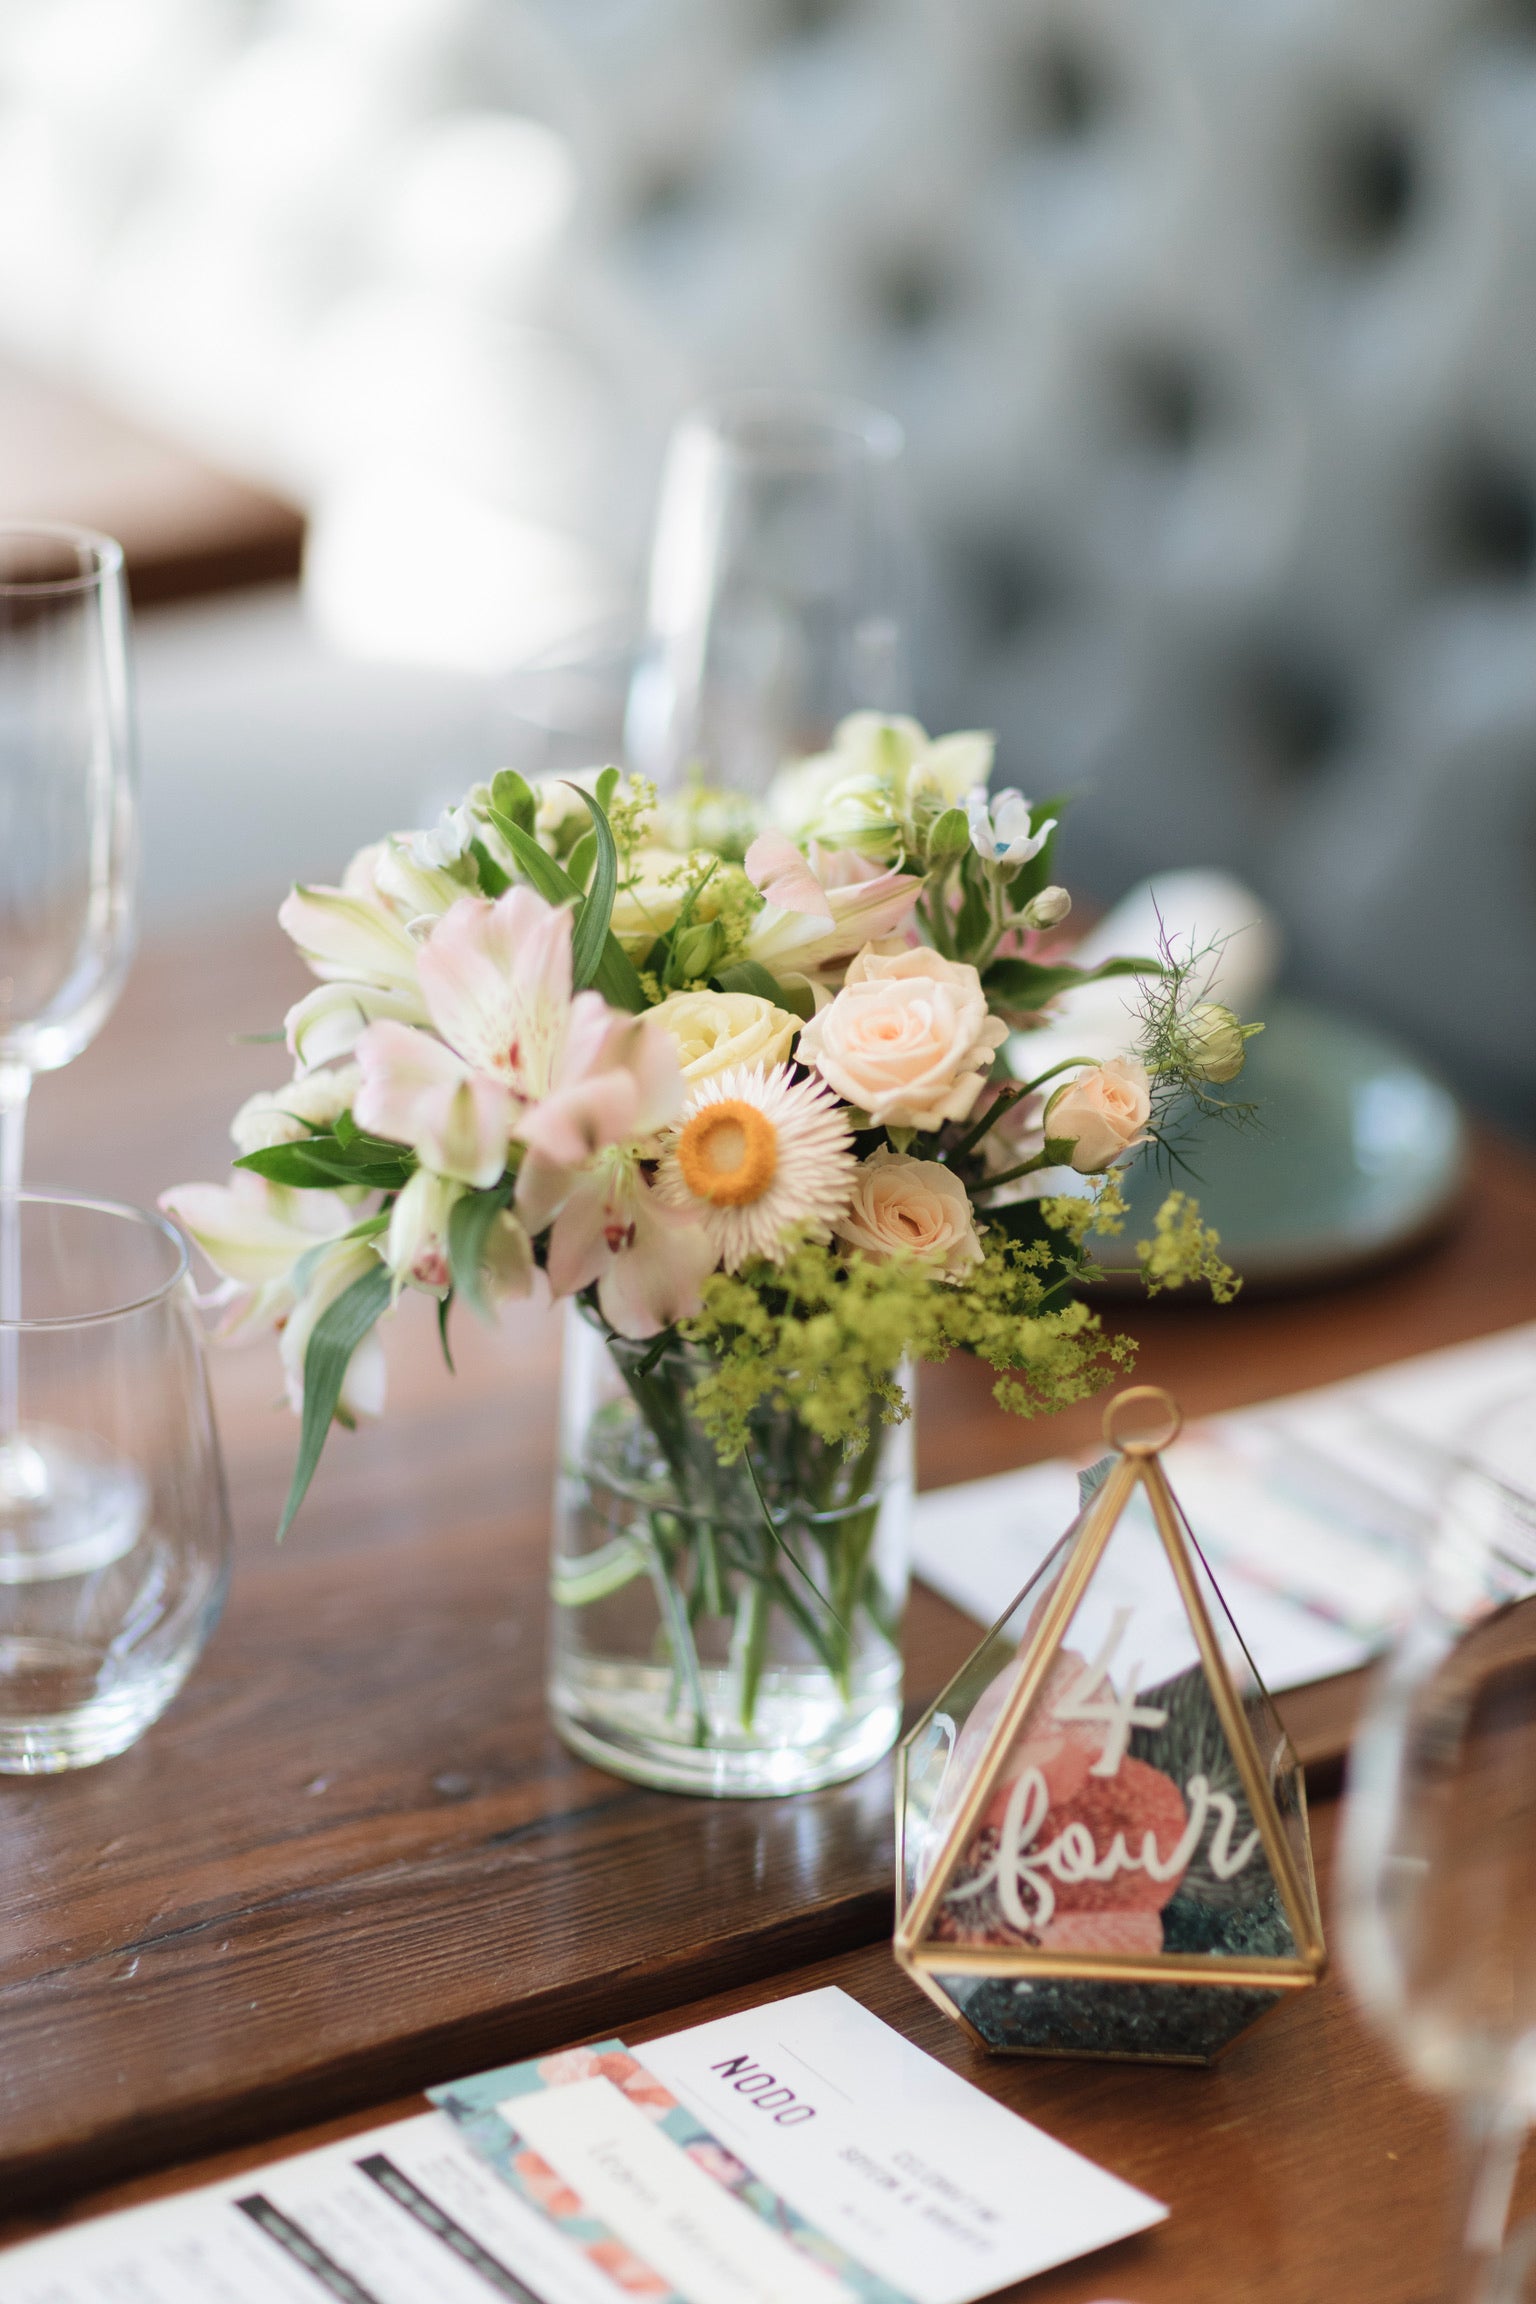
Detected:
left=4, top=1806, right=1516, bottom=2304
left=2, top=921, right=1534, bottom=2222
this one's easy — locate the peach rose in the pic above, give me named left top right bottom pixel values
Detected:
left=1044, top=1057, right=1151, bottom=1173
left=797, top=944, right=1008, bottom=1129
left=835, top=1148, right=983, bottom=1278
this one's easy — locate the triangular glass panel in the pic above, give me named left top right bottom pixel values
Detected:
left=895, top=1388, right=1324, bottom=2064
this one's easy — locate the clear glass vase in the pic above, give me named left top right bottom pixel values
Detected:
left=549, top=1304, right=912, bottom=1797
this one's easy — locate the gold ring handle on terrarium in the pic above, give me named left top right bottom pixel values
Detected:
left=1102, top=1384, right=1183, bottom=1458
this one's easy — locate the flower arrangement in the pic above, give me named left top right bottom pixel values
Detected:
left=163, top=713, right=1254, bottom=1786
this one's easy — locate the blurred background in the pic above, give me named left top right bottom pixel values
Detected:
left=2, top=0, right=1533, bottom=1133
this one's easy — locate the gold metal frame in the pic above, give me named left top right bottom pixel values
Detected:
left=894, top=1385, right=1326, bottom=2060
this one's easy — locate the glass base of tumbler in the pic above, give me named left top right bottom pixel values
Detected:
left=0, top=1426, right=147, bottom=1584
left=0, top=1634, right=202, bottom=1771
left=549, top=1655, right=903, bottom=1797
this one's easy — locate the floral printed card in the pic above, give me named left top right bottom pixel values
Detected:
left=433, top=1994, right=1162, bottom=2304
left=431, top=2040, right=912, bottom=2304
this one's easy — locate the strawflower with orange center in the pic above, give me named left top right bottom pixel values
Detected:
left=654, top=1062, right=857, bottom=1270
left=675, top=1099, right=779, bottom=1208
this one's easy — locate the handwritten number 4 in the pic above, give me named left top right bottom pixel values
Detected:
left=1054, top=1608, right=1168, bottom=1777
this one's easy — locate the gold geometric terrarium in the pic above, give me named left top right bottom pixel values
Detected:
left=895, top=1386, right=1325, bottom=2064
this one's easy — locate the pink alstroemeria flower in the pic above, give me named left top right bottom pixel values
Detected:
left=354, top=888, right=685, bottom=1195
left=540, top=1148, right=716, bottom=1340
left=743, top=841, right=922, bottom=977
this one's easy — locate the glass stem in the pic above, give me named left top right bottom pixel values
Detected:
left=1446, top=2096, right=1525, bottom=2304
left=0, top=1062, right=29, bottom=1444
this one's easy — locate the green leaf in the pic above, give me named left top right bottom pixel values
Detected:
left=469, top=837, right=511, bottom=897
left=595, top=763, right=621, bottom=813
left=982, top=953, right=1161, bottom=1010
left=436, top=1290, right=455, bottom=1375
left=490, top=768, right=536, bottom=836
left=716, top=961, right=811, bottom=1019
left=953, top=850, right=990, bottom=961
left=487, top=807, right=576, bottom=904
left=277, top=1261, right=392, bottom=1540
left=487, top=805, right=646, bottom=1011
left=447, top=1179, right=515, bottom=1324
left=234, top=1136, right=415, bottom=1192
left=563, top=782, right=620, bottom=992
left=566, top=830, right=597, bottom=893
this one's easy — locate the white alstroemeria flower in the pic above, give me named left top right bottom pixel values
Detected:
left=964, top=786, right=1056, bottom=871
left=355, top=887, right=685, bottom=1195
left=743, top=847, right=922, bottom=977
left=278, top=1237, right=388, bottom=1418
left=231, top=1065, right=360, bottom=1156
left=409, top=805, right=478, bottom=873
left=742, top=830, right=832, bottom=920
left=902, top=728, right=995, bottom=813
left=541, top=1147, right=716, bottom=1340
left=158, top=1173, right=358, bottom=1337
left=384, top=1168, right=463, bottom=1295
left=277, top=883, right=424, bottom=996
left=767, top=714, right=996, bottom=853
left=480, top=1206, right=536, bottom=1308
left=285, top=981, right=429, bottom=1072
left=371, top=835, right=467, bottom=928
left=354, top=1020, right=519, bottom=1189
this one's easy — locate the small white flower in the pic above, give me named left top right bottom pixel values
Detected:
left=653, top=1063, right=857, bottom=1271
left=409, top=805, right=477, bottom=873
left=964, top=787, right=1056, bottom=871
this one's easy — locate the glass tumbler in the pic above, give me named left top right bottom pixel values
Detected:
left=0, top=1192, right=230, bottom=1771
left=625, top=387, right=913, bottom=796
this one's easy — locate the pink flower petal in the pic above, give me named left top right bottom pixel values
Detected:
left=418, top=887, right=572, bottom=1089
left=745, top=829, right=833, bottom=919
left=598, top=1194, right=716, bottom=1339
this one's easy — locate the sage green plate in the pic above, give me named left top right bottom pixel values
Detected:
left=1097, top=996, right=1467, bottom=1289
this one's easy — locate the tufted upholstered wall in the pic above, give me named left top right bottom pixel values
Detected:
left=1, top=0, right=1533, bottom=1125
left=554, top=0, right=1536, bottom=1132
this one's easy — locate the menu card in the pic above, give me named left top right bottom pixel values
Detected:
left=1, top=1991, right=1162, bottom=2303
left=912, top=1319, right=1536, bottom=1694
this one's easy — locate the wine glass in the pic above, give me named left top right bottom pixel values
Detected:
left=624, top=387, right=914, bottom=796
left=0, top=525, right=138, bottom=1578
left=1340, top=1388, right=1536, bottom=2303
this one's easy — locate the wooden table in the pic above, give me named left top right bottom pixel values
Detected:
left=0, top=355, right=303, bottom=603
left=5, top=919, right=1536, bottom=2293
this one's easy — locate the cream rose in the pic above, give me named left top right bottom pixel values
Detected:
left=648, top=989, right=800, bottom=1082
left=835, top=1148, right=983, bottom=1278
left=797, top=944, right=1008, bottom=1130
left=1044, top=1057, right=1152, bottom=1173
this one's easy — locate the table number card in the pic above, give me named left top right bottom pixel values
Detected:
left=896, top=1387, right=1325, bottom=2065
